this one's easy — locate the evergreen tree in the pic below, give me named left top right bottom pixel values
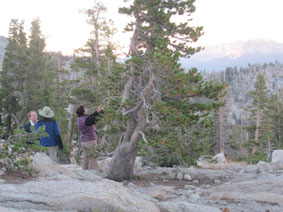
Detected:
left=247, top=74, right=268, bottom=154
left=71, top=1, right=124, bottom=154
left=72, top=1, right=109, bottom=104
left=0, top=19, right=28, bottom=136
left=107, top=0, right=225, bottom=181
left=261, top=94, right=277, bottom=159
left=96, top=43, right=125, bottom=152
left=278, top=89, right=283, bottom=146
left=263, top=92, right=283, bottom=154
left=48, top=52, right=76, bottom=150
left=26, top=18, right=53, bottom=110
left=0, top=18, right=56, bottom=138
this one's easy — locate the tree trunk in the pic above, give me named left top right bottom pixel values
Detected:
left=267, top=136, right=271, bottom=161
left=67, top=104, right=74, bottom=150
left=277, top=103, right=281, bottom=141
left=107, top=71, right=137, bottom=181
left=10, top=113, right=20, bottom=129
left=107, top=14, right=150, bottom=181
left=95, top=29, right=101, bottom=78
left=107, top=72, right=151, bottom=181
left=219, top=105, right=225, bottom=154
left=5, top=114, right=12, bottom=138
left=57, top=52, right=62, bottom=83
left=107, top=141, right=138, bottom=181
left=107, top=117, right=141, bottom=181
left=252, top=107, right=261, bottom=154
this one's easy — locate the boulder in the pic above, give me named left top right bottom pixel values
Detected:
left=271, top=161, right=283, bottom=170
left=214, top=152, right=227, bottom=163
left=256, top=161, right=273, bottom=174
left=271, top=150, right=283, bottom=163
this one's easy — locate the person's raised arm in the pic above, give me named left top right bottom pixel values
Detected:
left=85, top=105, right=104, bottom=126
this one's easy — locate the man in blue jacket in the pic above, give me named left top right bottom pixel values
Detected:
left=35, top=106, right=63, bottom=163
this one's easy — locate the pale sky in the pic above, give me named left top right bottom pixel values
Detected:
left=1, top=0, right=283, bottom=55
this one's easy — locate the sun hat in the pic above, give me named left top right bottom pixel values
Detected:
left=39, top=106, right=54, bottom=118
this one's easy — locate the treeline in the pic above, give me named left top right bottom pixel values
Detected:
left=0, top=0, right=227, bottom=181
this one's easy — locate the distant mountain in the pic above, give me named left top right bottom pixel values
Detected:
left=0, top=36, right=8, bottom=70
left=181, top=39, right=283, bottom=72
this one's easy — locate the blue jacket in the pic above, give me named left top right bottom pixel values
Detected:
left=35, top=118, right=62, bottom=148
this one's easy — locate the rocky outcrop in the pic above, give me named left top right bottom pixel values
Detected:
left=1, top=153, right=283, bottom=212
left=0, top=153, right=159, bottom=212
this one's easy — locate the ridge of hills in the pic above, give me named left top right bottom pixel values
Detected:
left=181, top=39, right=283, bottom=72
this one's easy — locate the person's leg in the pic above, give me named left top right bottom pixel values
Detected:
left=48, top=146, right=58, bottom=163
left=81, top=141, right=89, bottom=170
left=88, top=139, right=98, bottom=170
left=81, top=140, right=98, bottom=170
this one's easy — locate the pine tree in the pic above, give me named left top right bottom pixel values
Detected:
left=263, top=92, right=283, bottom=154
left=278, top=89, right=283, bottom=146
left=71, top=1, right=124, bottom=153
left=219, top=86, right=227, bottom=154
left=78, top=0, right=110, bottom=87
left=107, top=0, right=225, bottom=181
left=247, top=74, right=268, bottom=154
left=49, top=52, right=76, bottom=150
left=0, top=19, right=28, bottom=136
left=72, top=1, right=109, bottom=104
left=26, top=18, right=53, bottom=110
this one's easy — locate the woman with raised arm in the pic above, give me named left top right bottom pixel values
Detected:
left=75, top=105, right=104, bottom=170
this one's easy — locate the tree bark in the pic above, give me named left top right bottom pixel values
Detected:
left=252, top=107, right=261, bottom=154
left=107, top=114, right=143, bottom=181
left=67, top=104, right=74, bottom=150
left=107, top=140, right=138, bottom=181
left=107, top=74, right=152, bottom=181
left=10, top=113, right=20, bottom=129
left=107, top=58, right=154, bottom=181
left=267, top=136, right=271, bottom=160
left=219, top=105, right=225, bottom=154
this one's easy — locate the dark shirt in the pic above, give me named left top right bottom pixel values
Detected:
left=24, top=122, right=33, bottom=133
left=85, top=111, right=103, bottom=126
left=24, top=122, right=35, bottom=144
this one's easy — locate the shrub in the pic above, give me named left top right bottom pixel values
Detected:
left=0, top=127, right=47, bottom=175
